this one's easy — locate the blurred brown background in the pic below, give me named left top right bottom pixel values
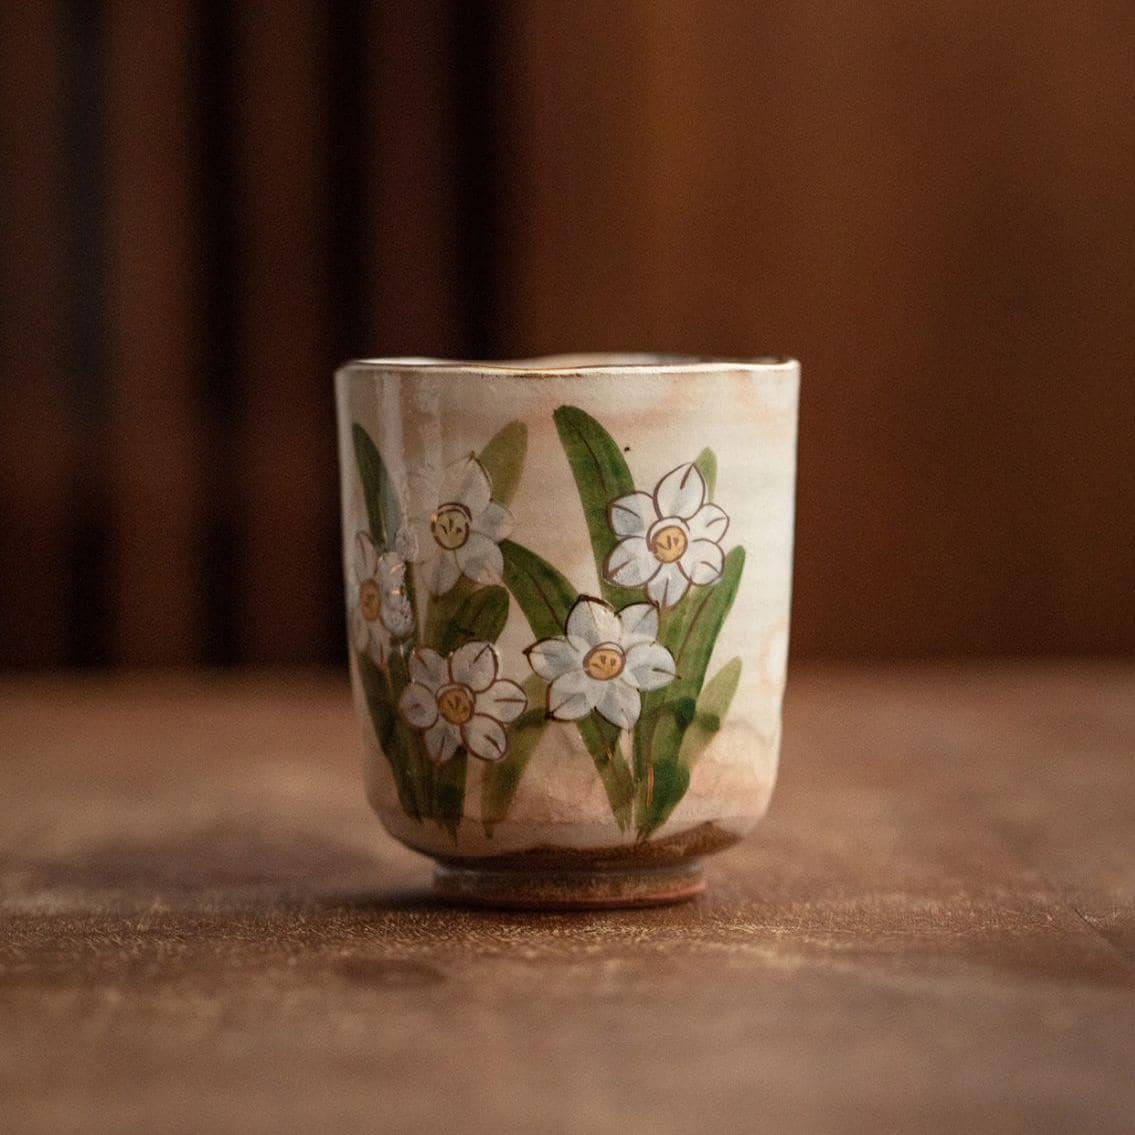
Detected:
left=1, top=1, right=1132, bottom=669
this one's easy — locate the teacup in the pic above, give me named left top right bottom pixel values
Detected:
left=335, top=355, right=798, bottom=907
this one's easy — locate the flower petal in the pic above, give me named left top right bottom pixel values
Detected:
left=396, top=515, right=433, bottom=562
left=381, top=597, right=414, bottom=639
left=409, top=647, right=448, bottom=692
left=353, top=530, right=378, bottom=579
left=449, top=641, right=499, bottom=692
left=618, top=603, right=659, bottom=648
left=455, top=532, right=504, bottom=585
left=645, top=563, right=689, bottom=609
left=472, top=500, right=515, bottom=542
left=624, top=641, right=677, bottom=691
left=350, top=607, right=370, bottom=652
left=687, top=503, right=729, bottom=544
left=423, top=718, right=460, bottom=764
left=547, top=670, right=600, bottom=720
left=376, top=551, right=407, bottom=594
left=526, top=637, right=581, bottom=681
left=603, top=536, right=658, bottom=588
left=609, top=492, right=655, bottom=537
left=565, top=596, right=622, bottom=647
left=681, top=538, right=725, bottom=586
left=440, top=455, right=492, bottom=516
left=654, top=463, right=705, bottom=520
left=365, top=626, right=391, bottom=666
left=426, top=549, right=462, bottom=595
left=462, top=715, right=508, bottom=762
left=595, top=679, right=641, bottom=729
left=477, top=678, right=528, bottom=723
left=399, top=681, right=439, bottom=729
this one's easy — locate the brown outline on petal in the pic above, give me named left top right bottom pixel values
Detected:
left=652, top=461, right=705, bottom=522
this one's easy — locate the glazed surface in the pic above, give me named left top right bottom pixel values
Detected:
left=337, top=360, right=798, bottom=858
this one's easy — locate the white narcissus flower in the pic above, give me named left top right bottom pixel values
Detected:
left=603, top=463, right=729, bottom=609
left=525, top=597, right=676, bottom=729
left=398, top=642, right=527, bottom=764
left=399, top=455, right=515, bottom=596
left=350, top=531, right=414, bottom=665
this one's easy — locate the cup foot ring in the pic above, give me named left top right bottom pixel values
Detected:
left=432, top=860, right=706, bottom=910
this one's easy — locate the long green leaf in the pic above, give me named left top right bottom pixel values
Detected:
left=431, top=753, right=468, bottom=839
left=694, top=447, right=717, bottom=500
left=357, top=652, right=422, bottom=820
left=577, top=713, right=635, bottom=829
left=415, top=580, right=509, bottom=832
left=352, top=423, right=401, bottom=550
left=501, top=537, right=634, bottom=830
left=552, top=405, right=640, bottom=608
left=480, top=676, right=548, bottom=836
left=678, top=656, right=742, bottom=769
left=426, top=579, right=509, bottom=654
left=662, top=546, right=746, bottom=704
left=500, top=539, right=576, bottom=640
left=634, top=547, right=746, bottom=836
left=478, top=421, right=527, bottom=506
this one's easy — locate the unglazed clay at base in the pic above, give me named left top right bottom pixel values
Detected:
left=336, top=355, right=798, bottom=907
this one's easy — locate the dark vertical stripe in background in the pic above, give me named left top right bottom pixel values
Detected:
left=62, top=0, right=110, bottom=666
left=195, top=0, right=240, bottom=666
left=325, top=0, right=367, bottom=660
left=327, top=0, right=366, bottom=359
left=451, top=1, right=503, bottom=358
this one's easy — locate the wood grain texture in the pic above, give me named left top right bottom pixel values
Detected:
left=1, top=666, right=1132, bottom=1133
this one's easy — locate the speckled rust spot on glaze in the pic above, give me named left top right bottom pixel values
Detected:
left=337, top=356, right=799, bottom=908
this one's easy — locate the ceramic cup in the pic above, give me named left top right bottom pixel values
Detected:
left=335, top=355, right=799, bottom=907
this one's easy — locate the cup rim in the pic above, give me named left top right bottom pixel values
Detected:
left=336, top=353, right=797, bottom=378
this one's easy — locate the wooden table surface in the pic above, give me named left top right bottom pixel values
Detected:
left=1, top=665, right=1132, bottom=1134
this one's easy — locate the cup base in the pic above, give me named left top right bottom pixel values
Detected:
left=432, top=860, right=706, bottom=910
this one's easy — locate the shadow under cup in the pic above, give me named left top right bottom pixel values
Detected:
left=335, top=355, right=799, bottom=908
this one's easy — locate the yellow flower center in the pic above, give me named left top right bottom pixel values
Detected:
left=436, top=683, right=475, bottom=725
left=432, top=504, right=471, bottom=550
left=582, top=643, right=626, bottom=682
left=359, top=580, right=382, bottom=621
left=650, top=524, right=688, bottom=564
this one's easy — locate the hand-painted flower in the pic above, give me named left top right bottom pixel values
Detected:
left=398, top=641, right=527, bottom=764
left=525, top=597, right=676, bottom=729
left=350, top=531, right=414, bottom=665
left=603, top=463, right=728, bottom=609
left=398, top=455, right=515, bottom=596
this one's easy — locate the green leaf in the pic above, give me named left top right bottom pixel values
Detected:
left=478, top=421, right=528, bottom=507
left=352, top=423, right=401, bottom=549
left=480, top=676, right=548, bottom=836
left=636, top=753, right=690, bottom=839
left=426, top=579, right=509, bottom=653
left=694, top=447, right=717, bottom=500
left=430, top=753, right=468, bottom=839
left=500, top=539, right=576, bottom=640
left=577, top=712, right=635, bottom=830
left=414, top=580, right=509, bottom=832
left=633, top=547, right=746, bottom=837
left=678, top=657, right=742, bottom=770
left=662, top=546, right=746, bottom=704
left=500, top=537, right=635, bottom=831
left=552, top=405, right=640, bottom=608
left=357, top=652, right=422, bottom=820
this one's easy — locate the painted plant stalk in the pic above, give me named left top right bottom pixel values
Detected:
left=351, top=404, right=744, bottom=841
